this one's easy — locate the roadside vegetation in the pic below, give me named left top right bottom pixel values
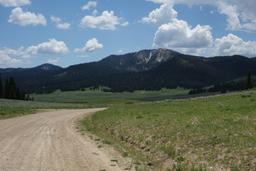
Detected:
left=82, top=90, right=256, bottom=170
left=0, top=99, right=90, bottom=119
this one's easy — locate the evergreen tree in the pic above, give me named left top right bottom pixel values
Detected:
left=16, top=87, right=20, bottom=100
left=2, top=77, right=25, bottom=100
left=4, top=78, right=9, bottom=98
left=21, top=91, right=26, bottom=100
left=0, top=74, right=3, bottom=98
left=246, top=72, right=253, bottom=89
left=8, top=77, right=17, bottom=99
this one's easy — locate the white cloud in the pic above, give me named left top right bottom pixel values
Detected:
left=80, top=11, right=128, bottom=30
left=147, top=0, right=214, bottom=6
left=217, top=1, right=241, bottom=31
left=235, top=0, right=256, bottom=21
left=27, top=39, right=69, bottom=55
left=0, top=0, right=30, bottom=7
left=146, top=0, right=169, bottom=4
left=75, top=38, right=103, bottom=53
left=146, top=0, right=256, bottom=32
left=144, top=0, right=256, bottom=57
left=8, top=7, right=47, bottom=26
left=242, top=22, right=256, bottom=32
left=0, top=46, right=33, bottom=67
left=215, top=34, right=256, bottom=57
left=211, top=0, right=256, bottom=31
left=144, top=1, right=213, bottom=54
left=0, top=51, right=21, bottom=67
left=153, top=19, right=213, bottom=49
left=82, top=1, right=97, bottom=10
left=117, top=49, right=124, bottom=53
left=47, top=58, right=60, bottom=65
left=0, top=39, right=69, bottom=67
left=51, top=16, right=70, bottom=30
left=142, top=4, right=177, bottom=25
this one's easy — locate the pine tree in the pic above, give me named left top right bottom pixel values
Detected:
left=246, top=72, right=253, bottom=89
left=0, top=74, right=3, bottom=98
left=16, top=87, right=20, bottom=100
left=4, top=78, right=9, bottom=98
left=8, top=77, right=17, bottom=99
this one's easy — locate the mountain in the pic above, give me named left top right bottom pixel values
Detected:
left=1, top=63, right=63, bottom=93
left=34, top=63, right=63, bottom=72
left=99, top=48, right=180, bottom=72
left=1, top=49, right=256, bottom=93
left=0, top=68, right=24, bottom=73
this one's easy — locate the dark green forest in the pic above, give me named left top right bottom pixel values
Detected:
left=0, top=74, right=29, bottom=100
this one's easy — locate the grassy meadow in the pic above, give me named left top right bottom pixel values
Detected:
left=1, top=88, right=255, bottom=170
left=32, top=88, right=189, bottom=105
left=82, top=90, right=256, bottom=170
left=0, top=88, right=188, bottom=119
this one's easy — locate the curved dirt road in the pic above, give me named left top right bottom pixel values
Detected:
left=0, top=109, right=133, bottom=171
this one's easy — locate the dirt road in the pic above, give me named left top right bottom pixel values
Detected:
left=0, top=109, right=133, bottom=171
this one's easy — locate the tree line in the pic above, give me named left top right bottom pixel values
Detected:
left=0, top=74, right=32, bottom=100
left=189, top=73, right=254, bottom=95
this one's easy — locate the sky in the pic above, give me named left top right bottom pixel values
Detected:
left=0, top=0, right=256, bottom=68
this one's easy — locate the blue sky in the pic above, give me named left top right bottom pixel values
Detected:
left=0, top=0, right=256, bottom=68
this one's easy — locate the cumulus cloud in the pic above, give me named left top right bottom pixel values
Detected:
left=0, top=0, right=30, bottom=7
left=144, top=2, right=213, bottom=52
left=51, top=16, right=70, bottom=30
left=144, top=0, right=256, bottom=57
left=8, top=7, right=47, bottom=26
left=0, top=47, right=29, bottom=67
left=27, top=39, right=69, bottom=55
left=153, top=19, right=213, bottom=49
left=82, top=1, right=97, bottom=10
left=146, top=0, right=256, bottom=32
left=215, top=34, right=256, bottom=57
left=75, top=38, right=103, bottom=53
left=0, top=51, right=21, bottom=67
left=0, top=39, right=68, bottom=67
left=80, top=11, right=128, bottom=30
left=142, top=4, right=177, bottom=25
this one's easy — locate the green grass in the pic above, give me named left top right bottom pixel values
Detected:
left=0, top=106, right=35, bottom=119
left=0, top=99, right=91, bottom=119
left=2, top=88, right=255, bottom=170
left=0, top=88, right=188, bottom=119
left=82, top=90, right=256, bottom=170
left=32, top=88, right=189, bottom=106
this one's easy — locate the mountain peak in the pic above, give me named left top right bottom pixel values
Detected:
left=100, top=48, right=181, bottom=72
left=35, top=63, right=62, bottom=71
left=134, top=48, right=181, bottom=63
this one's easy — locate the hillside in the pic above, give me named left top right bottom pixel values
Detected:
left=1, top=49, right=256, bottom=93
